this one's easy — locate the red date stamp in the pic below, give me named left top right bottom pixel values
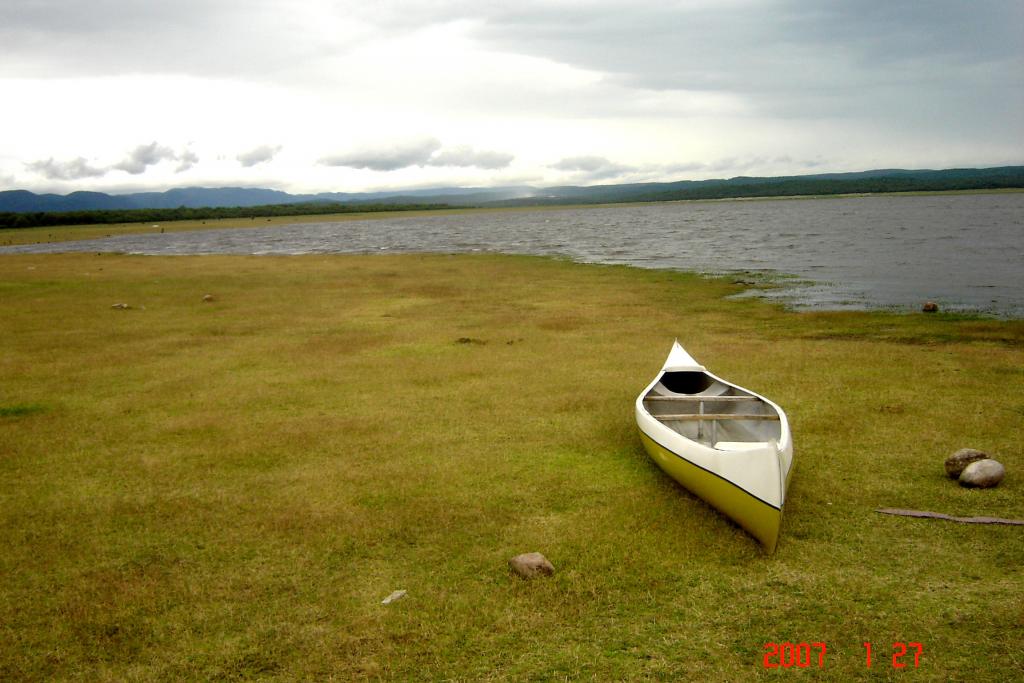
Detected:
left=763, top=642, right=923, bottom=669
left=763, top=642, right=827, bottom=668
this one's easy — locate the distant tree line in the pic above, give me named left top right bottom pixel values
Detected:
left=0, top=202, right=453, bottom=230
left=493, top=170, right=1024, bottom=206
left=631, top=174, right=1024, bottom=203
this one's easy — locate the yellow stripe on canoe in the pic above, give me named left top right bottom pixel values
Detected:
left=639, top=431, right=783, bottom=553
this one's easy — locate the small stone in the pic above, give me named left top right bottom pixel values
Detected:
left=922, top=301, right=939, bottom=313
left=111, top=303, right=130, bottom=310
left=508, top=552, right=554, bottom=579
left=202, top=294, right=216, bottom=302
left=381, top=589, right=407, bottom=605
left=945, top=448, right=989, bottom=478
left=959, top=460, right=1005, bottom=488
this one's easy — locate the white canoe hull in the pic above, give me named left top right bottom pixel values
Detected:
left=635, top=342, right=793, bottom=552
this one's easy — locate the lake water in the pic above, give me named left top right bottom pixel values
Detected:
left=4, top=193, right=1023, bottom=317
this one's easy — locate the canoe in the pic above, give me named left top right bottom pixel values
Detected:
left=635, top=341, right=793, bottom=552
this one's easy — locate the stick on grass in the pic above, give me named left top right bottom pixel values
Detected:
left=876, top=508, right=1024, bottom=526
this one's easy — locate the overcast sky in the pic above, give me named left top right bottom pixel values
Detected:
left=2, top=0, right=1022, bottom=195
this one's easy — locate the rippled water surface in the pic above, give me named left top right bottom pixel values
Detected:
left=4, top=193, right=1023, bottom=316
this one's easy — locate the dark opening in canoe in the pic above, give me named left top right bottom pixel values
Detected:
left=659, top=371, right=713, bottom=394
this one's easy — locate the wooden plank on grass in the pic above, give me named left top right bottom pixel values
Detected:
left=876, top=508, right=1024, bottom=526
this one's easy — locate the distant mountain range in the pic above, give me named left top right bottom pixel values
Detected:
left=0, top=186, right=534, bottom=213
left=2, top=166, right=1022, bottom=214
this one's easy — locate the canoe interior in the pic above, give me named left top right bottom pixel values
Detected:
left=643, top=371, right=782, bottom=448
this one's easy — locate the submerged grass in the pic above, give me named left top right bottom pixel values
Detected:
left=0, top=252, right=1021, bottom=681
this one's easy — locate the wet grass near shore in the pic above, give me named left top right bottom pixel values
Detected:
left=1, top=252, right=1021, bottom=680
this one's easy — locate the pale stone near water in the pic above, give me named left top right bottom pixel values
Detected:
left=381, top=589, right=407, bottom=605
left=508, top=552, right=554, bottom=579
left=959, top=460, right=1005, bottom=488
left=944, top=448, right=988, bottom=478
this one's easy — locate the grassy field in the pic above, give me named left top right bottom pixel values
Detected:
left=1, top=252, right=1022, bottom=681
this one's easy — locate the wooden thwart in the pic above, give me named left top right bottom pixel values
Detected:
left=654, top=413, right=780, bottom=421
left=876, top=508, right=1024, bottom=526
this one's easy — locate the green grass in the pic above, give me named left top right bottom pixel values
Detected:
left=1, top=253, right=1021, bottom=681
left=0, top=404, right=47, bottom=418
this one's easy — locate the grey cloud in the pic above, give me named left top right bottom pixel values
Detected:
left=3, top=2, right=1020, bottom=99
left=659, top=156, right=830, bottom=179
left=551, top=156, right=636, bottom=181
left=237, top=145, right=282, bottom=168
left=427, top=146, right=514, bottom=169
left=26, top=156, right=107, bottom=180
left=796, top=157, right=827, bottom=169
left=661, top=162, right=707, bottom=175
left=319, top=138, right=442, bottom=171
left=0, top=0, right=358, bottom=80
left=4, top=2, right=1019, bottom=127
left=114, top=142, right=179, bottom=174
left=176, top=149, right=200, bottom=173
left=319, top=139, right=514, bottom=172
left=454, top=0, right=1024, bottom=131
left=468, top=1, right=1024, bottom=92
left=552, top=156, right=614, bottom=172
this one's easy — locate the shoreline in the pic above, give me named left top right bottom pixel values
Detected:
left=3, top=189, right=1021, bottom=320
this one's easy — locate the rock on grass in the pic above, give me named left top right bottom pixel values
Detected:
left=509, top=552, right=554, bottom=579
left=959, top=460, right=1006, bottom=488
left=945, top=448, right=988, bottom=478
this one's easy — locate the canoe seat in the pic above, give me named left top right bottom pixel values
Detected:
left=653, top=413, right=780, bottom=421
left=644, top=395, right=759, bottom=402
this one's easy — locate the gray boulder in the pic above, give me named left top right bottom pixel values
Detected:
left=509, top=552, right=555, bottom=579
left=945, top=448, right=988, bottom=478
left=959, top=460, right=1006, bottom=488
